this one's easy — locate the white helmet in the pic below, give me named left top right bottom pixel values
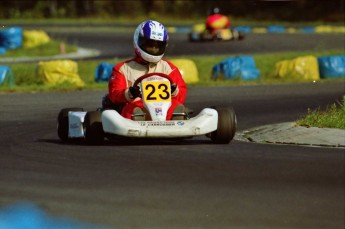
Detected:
left=133, top=20, right=169, bottom=63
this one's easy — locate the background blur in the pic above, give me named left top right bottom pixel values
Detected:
left=0, top=0, right=344, bottom=23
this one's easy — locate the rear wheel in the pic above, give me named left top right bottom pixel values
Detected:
left=210, top=107, right=237, bottom=144
left=231, top=29, right=245, bottom=40
left=84, top=111, right=104, bottom=145
left=57, top=107, right=84, bottom=142
left=238, top=31, right=245, bottom=40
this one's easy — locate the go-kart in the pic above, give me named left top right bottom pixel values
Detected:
left=57, top=73, right=237, bottom=145
left=189, top=23, right=244, bottom=42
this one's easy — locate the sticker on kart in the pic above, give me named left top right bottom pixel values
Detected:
left=138, top=121, right=177, bottom=127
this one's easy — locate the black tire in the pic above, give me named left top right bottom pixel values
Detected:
left=210, top=107, right=237, bottom=144
left=185, top=107, right=194, bottom=119
left=84, top=111, right=104, bottom=145
left=57, top=107, right=84, bottom=142
left=231, top=29, right=245, bottom=41
left=189, top=32, right=200, bottom=42
left=238, top=32, right=245, bottom=40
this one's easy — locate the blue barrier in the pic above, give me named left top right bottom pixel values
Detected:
left=176, top=25, right=344, bottom=34
left=0, top=65, right=14, bottom=86
left=212, top=56, right=260, bottom=80
left=0, top=27, right=23, bottom=49
left=234, top=26, right=252, bottom=33
left=95, top=62, right=116, bottom=82
left=300, top=27, right=315, bottom=33
left=0, top=47, right=6, bottom=55
left=318, top=55, right=345, bottom=78
left=0, top=202, right=109, bottom=229
left=267, top=26, right=286, bottom=33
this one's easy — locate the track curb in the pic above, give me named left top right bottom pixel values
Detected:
left=235, top=122, right=345, bottom=149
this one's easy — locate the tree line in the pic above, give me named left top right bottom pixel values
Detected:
left=1, top=0, right=344, bottom=22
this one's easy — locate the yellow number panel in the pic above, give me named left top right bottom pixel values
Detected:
left=142, top=81, right=171, bottom=103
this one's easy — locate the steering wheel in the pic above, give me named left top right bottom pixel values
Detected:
left=133, top=72, right=174, bottom=88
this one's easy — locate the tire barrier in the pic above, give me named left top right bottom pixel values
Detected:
left=0, top=27, right=23, bottom=50
left=94, top=59, right=199, bottom=84
left=318, top=55, right=345, bottom=79
left=272, top=55, right=345, bottom=80
left=170, top=59, right=199, bottom=83
left=23, top=30, right=50, bottom=49
left=0, top=201, right=108, bottom=229
left=37, top=60, right=84, bottom=87
left=234, top=25, right=345, bottom=34
left=272, top=55, right=320, bottom=80
left=211, top=55, right=344, bottom=81
left=0, top=27, right=51, bottom=54
left=0, top=65, right=15, bottom=87
left=172, top=25, right=345, bottom=34
left=94, top=62, right=116, bottom=82
left=211, top=56, right=260, bottom=81
left=0, top=47, right=6, bottom=55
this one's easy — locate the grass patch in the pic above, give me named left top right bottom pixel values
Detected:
left=2, top=40, right=77, bottom=58
left=296, top=96, right=345, bottom=129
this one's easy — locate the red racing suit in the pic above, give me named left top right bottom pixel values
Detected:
left=108, top=57, right=187, bottom=120
left=206, top=14, right=230, bottom=33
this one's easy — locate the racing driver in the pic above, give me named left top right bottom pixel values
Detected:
left=103, top=20, right=187, bottom=121
left=205, top=7, right=230, bottom=34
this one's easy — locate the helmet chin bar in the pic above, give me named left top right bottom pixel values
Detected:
left=135, top=46, right=164, bottom=64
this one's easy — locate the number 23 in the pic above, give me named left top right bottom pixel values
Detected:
left=145, top=83, right=170, bottom=101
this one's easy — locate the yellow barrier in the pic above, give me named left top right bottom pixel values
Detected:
left=23, top=30, right=50, bottom=48
left=252, top=27, right=268, bottom=33
left=37, top=60, right=84, bottom=87
left=192, top=24, right=206, bottom=33
left=272, top=55, right=320, bottom=80
left=315, top=26, right=345, bottom=33
left=286, top=27, right=298, bottom=33
left=170, top=59, right=199, bottom=84
left=166, top=27, right=177, bottom=33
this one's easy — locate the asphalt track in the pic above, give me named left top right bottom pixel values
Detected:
left=49, top=30, right=345, bottom=59
left=0, top=27, right=344, bottom=229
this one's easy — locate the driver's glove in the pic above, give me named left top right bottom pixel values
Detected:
left=129, top=86, right=141, bottom=99
left=171, top=83, right=178, bottom=96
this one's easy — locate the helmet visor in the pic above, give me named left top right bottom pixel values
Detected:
left=138, top=36, right=167, bottom=56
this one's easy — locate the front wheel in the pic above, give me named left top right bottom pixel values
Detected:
left=57, top=107, right=84, bottom=142
left=84, top=111, right=104, bottom=145
left=210, top=107, right=237, bottom=144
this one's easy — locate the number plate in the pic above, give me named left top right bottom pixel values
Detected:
left=142, top=81, right=171, bottom=103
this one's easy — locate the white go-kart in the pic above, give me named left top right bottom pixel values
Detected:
left=57, top=73, right=237, bottom=145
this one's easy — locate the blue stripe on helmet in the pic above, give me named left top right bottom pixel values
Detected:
left=142, top=21, right=151, bottom=38
left=142, top=20, right=168, bottom=41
